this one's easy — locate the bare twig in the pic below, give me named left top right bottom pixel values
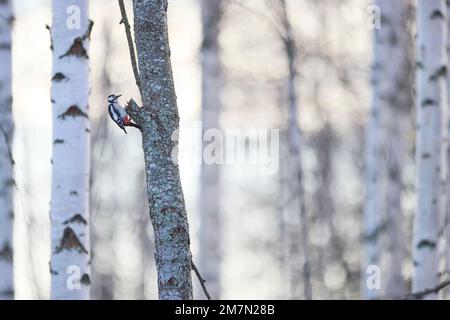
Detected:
left=117, top=0, right=142, bottom=96
left=401, top=279, right=450, bottom=300
left=191, top=260, right=212, bottom=300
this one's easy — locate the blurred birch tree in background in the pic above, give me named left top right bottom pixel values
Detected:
left=0, top=0, right=14, bottom=300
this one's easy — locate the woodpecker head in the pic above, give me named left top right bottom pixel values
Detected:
left=108, top=94, right=121, bottom=103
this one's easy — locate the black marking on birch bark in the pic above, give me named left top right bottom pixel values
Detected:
left=389, top=31, right=398, bottom=45
left=0, top=242, right=12, bottom=262
left=0, top=43, right=11, bottom=50
left=430, top=65, right=447, bottom=81
left=421, top=99, right=436, bottom=107
left=45, top=24, right=53, bottom=51
left=363, top=221, right=388, bottom=242
left=0, top=289, right=14, bottom=297
left=69, top=190, right=79, bottom=196
left=416, top=61, right=424, bottom=69
left=430, top=10, right=445, bottom=19
left=81, top=20, right=94, bottom=40
left=63, top=214, right=87, bottom=225
left=417, top=239, right=436, bottom=250
left=51, top=72, right=67, bottom=82
left=53, top=139, right=65, bottom=144
left=51, top=99, right=55, bottom=103
left=55, top=227, right=88, bottom=254
left=80, top=274, right=91, bottom=285
left=59, top=38, right=88, bottom=59
left=58, top=105, right=88, bottom=119
left=421, top=152, right=431, bottom=159
left=50, top=265, right=59, bottom=275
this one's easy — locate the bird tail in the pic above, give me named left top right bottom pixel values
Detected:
left=125, top=122, right=142, bottom=130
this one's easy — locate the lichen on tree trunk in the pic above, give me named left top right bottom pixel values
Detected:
left=127, top=0, right=193, bottom=300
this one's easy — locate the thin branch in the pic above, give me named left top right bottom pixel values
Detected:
left=117, top=0, right=142, bottom=96
left=191, top=260, right=212, bottom=300
left=401, top=279, right=450, bottom=300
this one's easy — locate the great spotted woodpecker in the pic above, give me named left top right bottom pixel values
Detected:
left=107, top=94, right=141, bottom=133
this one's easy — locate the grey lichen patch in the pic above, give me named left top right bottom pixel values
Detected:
left=80, top=273, right=91, bottom=286
left=0, top=242, right=13, bottom=262
left=55, top=227, right=88, bottom=254
left=59, top=38, right=88, bottom=59
left=51, top=72, right=68, bottom=82
left=53, top=139, right=65, bottom=144
left=58, top=105, right=88, bottom=120
left=171, top=225, right=186, bottom=237
left=417, top=239, right=436, bottom=250
left=63, top=213, right=87, bottom=225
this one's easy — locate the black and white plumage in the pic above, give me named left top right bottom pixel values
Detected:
left=107, top=94, right=141, bottom=134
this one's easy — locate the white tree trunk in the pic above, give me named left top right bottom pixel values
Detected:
left=50, top=0, right=92, bottom=299
left=446, top=0, right=450, bottom=300
left=362, top=0, right=414, bottom=299
left=199, top=0, right=223, bottom=299
left=0, top=0, right=14, bottom=301
left=379, top=0, right=413, bottom=299
left=413, top=0, right=448, bottom=299
left=277, top=0, right=312, bottom=299
left=362, top=0, right=388, bottom=299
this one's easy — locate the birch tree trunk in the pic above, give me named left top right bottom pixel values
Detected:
left=50, top=0, right=92, bottom=299
left=362, top=1, right=387, bottom=300
left=277, top=0, right=312, bottom=300
left=362, top=0, right=414, bottom=299
left=126, top=0, right=193, bottom=300
left=447, top=0, right=450, bottom=300
left=0, top=0, right=14, bottom=300
left=379, top=0, right=413, bottom=299
left=199, top=0, right=223, bottom=299
left=413, top=0, right=448, bottom=299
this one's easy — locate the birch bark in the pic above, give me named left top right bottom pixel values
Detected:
left=446, top=0, right=450, bottom=299
left=50, top=0, right=92, bottom=299
left=0, top=0, right=14, bottom=300
left=126, top=0, right=193, bottom=300
left=379, top=0, right=413, bottom=299
left=413, top=0, right=447, bottom=299
left=199, top=0, right=223, bottom=299
left=277, top=0, right=312, bottom=299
